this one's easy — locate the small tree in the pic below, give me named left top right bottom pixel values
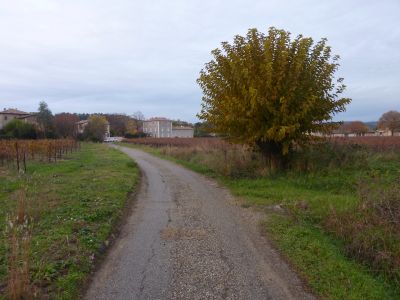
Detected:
left=84, top=115, right=108, bottom=142
left=197, top=27, right=351, bottom=169
left=378, top=111, right=400, bottom=136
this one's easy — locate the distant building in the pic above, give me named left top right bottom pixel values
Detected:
left=0, top=108, right=37, bottom=129
left=142, top=117, right=194, bottom=138
left=142, top=117, right=172, bottom=138
left=76, top=120, right=89, bottom=135
left=376, top=129, right=400, bottom=136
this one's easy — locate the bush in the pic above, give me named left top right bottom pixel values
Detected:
left=1, top=119, right=37, bottom=139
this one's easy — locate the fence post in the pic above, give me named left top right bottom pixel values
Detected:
left=15, top=141, right=20, bottom=172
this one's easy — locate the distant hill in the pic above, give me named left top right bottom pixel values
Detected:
left=365, top=121, right=378, bottom=130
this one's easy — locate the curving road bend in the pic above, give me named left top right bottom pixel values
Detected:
left=85, top=146, right=314, bottom=300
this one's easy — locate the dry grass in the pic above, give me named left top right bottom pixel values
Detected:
left=158, top=142, right=268, bottom=177
left=123, top=137, right=222, bottom=148
left=6, top=190, right=33, bottom=300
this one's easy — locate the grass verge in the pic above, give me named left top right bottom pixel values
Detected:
left=0, top=143, right=139, bottom=299
left=119, top=142, right=400, bottom=299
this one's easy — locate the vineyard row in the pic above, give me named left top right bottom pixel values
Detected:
left=0, top=139, right=80, bottom=172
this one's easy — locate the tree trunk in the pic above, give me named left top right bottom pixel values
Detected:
left=256, top=140, right=286, bottom=171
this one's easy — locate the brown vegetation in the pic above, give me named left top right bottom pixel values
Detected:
left=0, top=139, right=79, bottom=172
left=124, top=137, right=223, bottom=148
left=125, top=136, right=400, bottom=151
left=124, top=138, right=266, bottom=176
left=328, top=136, right=400, bottom=151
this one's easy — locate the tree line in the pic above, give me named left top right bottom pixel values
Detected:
left=0, top=101, right=145, bottom=140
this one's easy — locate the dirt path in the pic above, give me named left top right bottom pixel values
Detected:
left=85, top=146, right=314, bottom=300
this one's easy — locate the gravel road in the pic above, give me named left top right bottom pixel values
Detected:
left=85, top=146, right=314, bottom=300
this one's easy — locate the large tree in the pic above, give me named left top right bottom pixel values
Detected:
left=378, top=110, right=400, bottom=136
left=197, top=27, right=351, bottom=168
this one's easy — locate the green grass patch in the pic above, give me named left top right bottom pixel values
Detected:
left=268, top=215, right=397, bottom=299
left=0, top=143, right=139, bottom=299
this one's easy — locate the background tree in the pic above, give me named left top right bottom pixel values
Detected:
left=197, top=27, right=351, bottom=168
left=83, top=115, right=108, bottom=142
left=37, top=101, right=55, bottom=138
left=131, top=111, right=145, bottom=133
left=194, top=122, right=213, bottom=137
left=78, top=113, right=90, bottom=121
left=339, top=121, right=369, bottom=136
left=132, top=111, right=145, bottom=121
left=125, top=119, right=139, bottom=137
left=378, top=110, right=400, bottom=136
left=105, top=114, right=130, bottom=136
left=54, top=113, right=80, bottom=138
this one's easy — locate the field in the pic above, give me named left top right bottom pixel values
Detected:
left=0, top=143, right=139, bottom=299
left=327, top=136, right=400, bottom=150
left=121, top=137, right=400, bottom=299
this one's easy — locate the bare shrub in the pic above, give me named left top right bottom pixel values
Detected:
left=156, top=140, right=265, bottom=177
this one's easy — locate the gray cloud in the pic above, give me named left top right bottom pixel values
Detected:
left=0, top=0, right=399, bottom=122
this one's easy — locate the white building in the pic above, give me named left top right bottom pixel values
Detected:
left=142, top=117, right=172, bottom=138
left=142, top=117, right=194, bottom=138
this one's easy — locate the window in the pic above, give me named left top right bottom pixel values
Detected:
left=4, top=116, right=7, bottom=121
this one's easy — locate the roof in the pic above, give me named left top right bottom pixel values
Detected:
left=0, top=108, right=30, bottom=115
left=18, top=114, right=37, bottom=120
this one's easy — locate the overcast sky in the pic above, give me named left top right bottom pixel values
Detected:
left=0, top=0, right=398, bottom=122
